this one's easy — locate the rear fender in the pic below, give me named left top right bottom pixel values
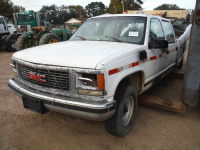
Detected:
left=38, top=31, right=49, bottom=40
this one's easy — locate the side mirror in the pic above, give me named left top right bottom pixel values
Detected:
left=150, top=39, right=168, bottom=49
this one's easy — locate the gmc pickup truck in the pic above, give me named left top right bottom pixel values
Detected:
left=8, top=14, right=191, bottom=137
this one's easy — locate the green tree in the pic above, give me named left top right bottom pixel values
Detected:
left=85, top=2, right=106, bottom=17
left=68, top=5, right=87, bottom=18
left=39, top=5, right=59, bottom=24
left=39, top=5, right=78, bottom=24
left=109, top=0, right=143, bottom=14
left=0, top=0, right=25, bottom=18
left=0, top=0, right=14, bottom=18
left=58, top=5, right=76, bottom=24
left=154, top=4, right=184, bottom=10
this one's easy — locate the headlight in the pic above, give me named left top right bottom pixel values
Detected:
left=77, top=73, right=105, bottom=96
left=77, top=89, right=104, bottom=96
left=79, top=73, right=97, bottom=87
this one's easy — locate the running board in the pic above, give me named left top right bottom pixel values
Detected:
left=139, top=95, right=188, bottom=113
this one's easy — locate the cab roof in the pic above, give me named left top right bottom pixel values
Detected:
left=91, top=13, right=170, bottom=21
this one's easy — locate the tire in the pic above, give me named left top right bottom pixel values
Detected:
left=67, top=32, right=72, bottom=40
left=105, top=83, right=137, bottom=137
left=6, top=34, right=17, bottom=52
left=39, top=33, right=61, bottom=46
left=16, top=35, right=29, bottom=51
left=1, top=35, right=8, bottom=50
left=178, top=58, right=183, bottom=69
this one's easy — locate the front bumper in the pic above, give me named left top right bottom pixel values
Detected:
left=8, top=79, right=116, bottom=121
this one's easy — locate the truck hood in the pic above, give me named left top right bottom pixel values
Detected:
left=13, top=41, right=141, bottom=69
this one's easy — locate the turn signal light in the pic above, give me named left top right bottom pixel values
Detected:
left=98, top=74, right=104, bottom=90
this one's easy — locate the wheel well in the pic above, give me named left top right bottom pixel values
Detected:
left=114, top=72, right=145, bottom=98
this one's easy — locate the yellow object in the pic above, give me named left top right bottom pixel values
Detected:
left=48, top=39, right=58, bottom=44
left=24, top=42, right=29, bottom=48
left=127, top=10, right=189, bottom=19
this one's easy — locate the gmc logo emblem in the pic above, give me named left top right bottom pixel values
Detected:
left=28, top=72, right=46, bottom=82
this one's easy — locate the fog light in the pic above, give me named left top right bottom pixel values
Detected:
left=77, top=89, right=103, bottom=96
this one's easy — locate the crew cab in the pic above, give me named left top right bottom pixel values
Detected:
left=8, top=14, right=191, bottom=137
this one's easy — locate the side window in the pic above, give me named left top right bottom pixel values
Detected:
left=79, top=21, right=100, bottom=36
left=104, top=23, right=115, bottom=37
left=162, top=21, right=175, bottom=44
left=0, top=18, right=5, bottom=25
left=149, top=19, right=165, bottom=42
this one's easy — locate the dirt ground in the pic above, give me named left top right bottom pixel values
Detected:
left=0, top=51, right=200, bottom=150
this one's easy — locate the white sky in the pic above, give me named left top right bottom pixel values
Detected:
left=11, top=0, right=196, bottom=11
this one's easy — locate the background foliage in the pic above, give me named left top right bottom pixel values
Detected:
left=154, top=4, right=184, bottom=10
left=0, top=0, right=185, bottom=25
left=0, top=0, right=25, bottom=18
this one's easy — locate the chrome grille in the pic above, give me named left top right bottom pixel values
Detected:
left=19, top=64, right=70, bottom=91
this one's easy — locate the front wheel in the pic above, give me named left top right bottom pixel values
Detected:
left=105, top=84, right=137, bottom=137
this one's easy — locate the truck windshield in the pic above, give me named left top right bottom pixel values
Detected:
left=18, top=14, right=34, bottom=22
left=70, top=16, right=147, bottom=44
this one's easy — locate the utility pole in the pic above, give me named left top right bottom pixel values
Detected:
left=121, top=0, right=124, bottom=12
left=113, top=5, right=117, bottom=14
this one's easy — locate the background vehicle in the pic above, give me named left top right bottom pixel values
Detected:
left=8, top=14, right=191, bottom=137
left=0, top=15, right=20, bottom=52
left=14, top=11, right=72, bottom=51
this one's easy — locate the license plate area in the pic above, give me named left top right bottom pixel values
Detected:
left=22, top=97, right=48, bottom=114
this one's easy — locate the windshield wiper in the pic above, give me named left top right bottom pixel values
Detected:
left=76, top=35, right=87, bottom=40
left=105, top=36, right=124, bottom=43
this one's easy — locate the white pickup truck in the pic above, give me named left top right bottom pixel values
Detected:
left=8, top=14, right=191, bottom=137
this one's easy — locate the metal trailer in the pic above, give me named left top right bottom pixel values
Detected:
left=182, top=0, right=200, bottom=105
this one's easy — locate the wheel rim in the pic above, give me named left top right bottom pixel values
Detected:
left=24, top=42, right=29, bottom=49
left=11, top=39, right=16, bottom=49
left=122, top=95, right=134, bottom=127
left=48, top=39, right=58, bottom=44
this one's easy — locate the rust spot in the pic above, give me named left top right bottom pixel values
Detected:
left=162, top=99, right=173, bottom=106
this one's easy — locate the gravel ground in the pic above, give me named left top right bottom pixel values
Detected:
left=0, top=51, right=200, bottom=150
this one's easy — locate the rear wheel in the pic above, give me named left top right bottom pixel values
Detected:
left=105, top=83, right=137, bottom=137
left=6, top=34, right=17, bottom=52
left=16, top=35, right=29, bottom=51
left=178, top=58, right=183, bottom=69
left=39, top=33, right=61, bottom=45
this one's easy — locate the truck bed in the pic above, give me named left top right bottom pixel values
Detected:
left=176, top=24, right=192, bottom=48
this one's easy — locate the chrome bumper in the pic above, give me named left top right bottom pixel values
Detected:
left=8, top=79, right=116, bottom=121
